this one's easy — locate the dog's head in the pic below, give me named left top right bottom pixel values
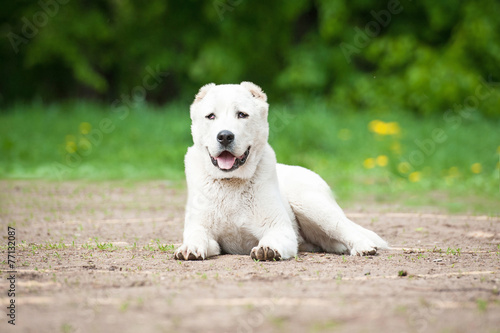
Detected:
left=189, top=82, right=269, bottom=179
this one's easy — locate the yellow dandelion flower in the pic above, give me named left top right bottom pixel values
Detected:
left=368, top=120, right=401, bottom=136
left=363, top=158, right=376, bottom=169
left=470, top=163, right=481, bottom=174
left=386, top=122, right=401, bottom=135
left=376, top=155, right=388, bottom=167
left=369, top=120, right=385, bottom=135
left=79, top=122, right=92, bottom=135
left=65, top=141, right=77, bottom=154
left=368, top=120, right=380, bottom=132
left=397, top=162, right=411, bottom=174
left=408, top=171, right=422, bottom=183
left=338, top=129, right=351, bottom=141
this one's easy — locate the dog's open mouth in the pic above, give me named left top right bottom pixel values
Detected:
left=210, top=147, right=250, bottom=171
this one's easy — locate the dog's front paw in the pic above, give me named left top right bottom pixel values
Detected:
left=349, top=238, right=378, bottom=256
left=174, top=244, right=205, bottom=260
left=250, top=246, right=282, bottom=261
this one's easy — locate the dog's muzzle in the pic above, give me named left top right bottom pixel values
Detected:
left=209, top=147, right=251, bottom=172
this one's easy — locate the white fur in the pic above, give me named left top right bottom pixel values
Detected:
left=175, top=82, right=389, bottom=261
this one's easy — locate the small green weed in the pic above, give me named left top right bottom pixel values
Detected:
left=94, top=238, right=117, bottom=251
left=477, top=299, right=488, bottom=312
left=156, top=240, right=175, bottom=252
left=446, top=247, right=461, bottom=256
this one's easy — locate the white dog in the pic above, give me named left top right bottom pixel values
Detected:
left=174, top=82, right=388, bottom=261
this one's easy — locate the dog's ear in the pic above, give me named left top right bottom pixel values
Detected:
left=240, top=82, right=267, bottom=102
left=194, top=83, right=215, bottom=103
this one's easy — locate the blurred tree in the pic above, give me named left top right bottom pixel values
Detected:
left=1, top=0, right=499, bottom=116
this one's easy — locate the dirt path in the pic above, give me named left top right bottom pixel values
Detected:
left=0, top=180, right=499, bottom=333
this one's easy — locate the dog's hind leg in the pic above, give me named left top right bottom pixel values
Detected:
left=277, top=164, right=388, bottom=256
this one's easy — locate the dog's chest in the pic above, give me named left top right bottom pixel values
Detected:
left=205, top=180, right=259, bottom=254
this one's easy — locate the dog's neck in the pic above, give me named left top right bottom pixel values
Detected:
left=215, top=177, right=251, bottom=186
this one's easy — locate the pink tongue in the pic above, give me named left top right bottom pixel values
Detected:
left=216, top=151, right=236, bottom=170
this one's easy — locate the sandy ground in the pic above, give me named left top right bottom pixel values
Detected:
left=0, top=180, right=499, bottom=333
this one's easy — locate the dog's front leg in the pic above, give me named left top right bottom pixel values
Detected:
left=250, top=205, right=298, bottom=261
left=174, top=203, right=220, bottom=260
left=251, top=227, right=298, bottom=261
left=174, top=224, right=220, bottom=260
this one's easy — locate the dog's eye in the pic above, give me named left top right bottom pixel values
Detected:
left=206, top=113, right=215, bottom=120
left=237, top=112, right=249, bottom=119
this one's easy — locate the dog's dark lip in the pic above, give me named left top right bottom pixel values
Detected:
left=208, top=146, right=251, bottom=172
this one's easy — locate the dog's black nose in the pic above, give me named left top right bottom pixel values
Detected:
left=217, top=130, right=235, bottom=147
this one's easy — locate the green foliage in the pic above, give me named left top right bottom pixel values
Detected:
left=1, top=0, right=500, bottom=116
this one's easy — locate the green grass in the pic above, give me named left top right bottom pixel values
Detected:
left=1, top=101, right=499, bottom=214
left=0, top=101, right=190, bottom=180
